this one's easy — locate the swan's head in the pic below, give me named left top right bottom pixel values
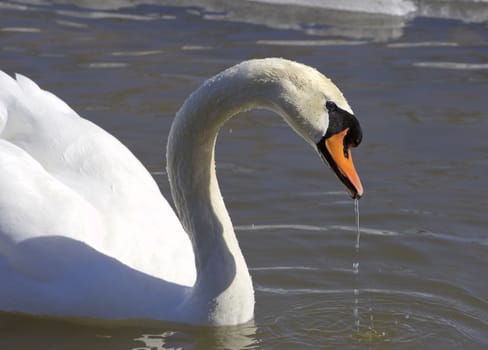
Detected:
left=174, top=58, right=363, bottom=199
left=262, top=59, right=364, bottom=199
left=316, top=100, right=363, bottom=199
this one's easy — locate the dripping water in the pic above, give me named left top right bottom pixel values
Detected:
left=352, top=199, right=383, bottom=340
left=354, top=198, right=360, bottom=251
left=353, top=198, right=361, bottom=331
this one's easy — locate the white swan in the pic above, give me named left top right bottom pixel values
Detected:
left=0, top=58, right=363, bottom=326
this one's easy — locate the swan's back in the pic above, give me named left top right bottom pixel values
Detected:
left=0, top=72, right=195, bottom=289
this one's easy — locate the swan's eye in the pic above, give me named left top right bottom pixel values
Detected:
left=324, top=101, right=362, bottom=153
left=325, top=100, right=337, bottom=112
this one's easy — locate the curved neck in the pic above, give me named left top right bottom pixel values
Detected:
left=166, top=62, right=286, bottom=325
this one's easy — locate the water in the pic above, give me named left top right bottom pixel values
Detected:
left=1, top=0, right=488, bottom=348
left=353, top=199, right=361, bottom=331
left=352, top=198, right=386, bottom=340
left=354, top=198, right=361, bottom=251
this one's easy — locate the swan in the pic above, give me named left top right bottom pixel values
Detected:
left=0, top=58, right=363, bottom=326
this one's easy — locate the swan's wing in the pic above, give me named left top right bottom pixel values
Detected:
left=0, top=72, right=195, bottom=286
left=0, top=139, right=106, bottom=275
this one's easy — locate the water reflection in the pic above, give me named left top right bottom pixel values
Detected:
left=0, top=313, right=259, bottom=350
left=8, top=0, right=488, bottom=43
left=133, top=322, right=258, bottom=350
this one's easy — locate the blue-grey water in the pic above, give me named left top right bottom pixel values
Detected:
left=1, top=0, right=487, bottom=348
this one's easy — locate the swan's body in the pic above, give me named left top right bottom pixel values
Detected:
left=0, top=58, right=363, bottom=325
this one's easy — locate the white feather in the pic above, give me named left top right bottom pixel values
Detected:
left=0, top=58, right=351, bottom=325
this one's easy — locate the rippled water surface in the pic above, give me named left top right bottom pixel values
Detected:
left=1, top=0, right=487, bottom=348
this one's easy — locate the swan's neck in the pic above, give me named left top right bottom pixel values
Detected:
left=166, top=62, right=291, bottom=325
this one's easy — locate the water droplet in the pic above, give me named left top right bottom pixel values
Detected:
left=355, top=318, right=361, bottom=328
left=353, top=262, right=359, bottom=274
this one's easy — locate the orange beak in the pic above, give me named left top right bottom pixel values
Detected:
left=318, top=128, right=363, bottom=199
